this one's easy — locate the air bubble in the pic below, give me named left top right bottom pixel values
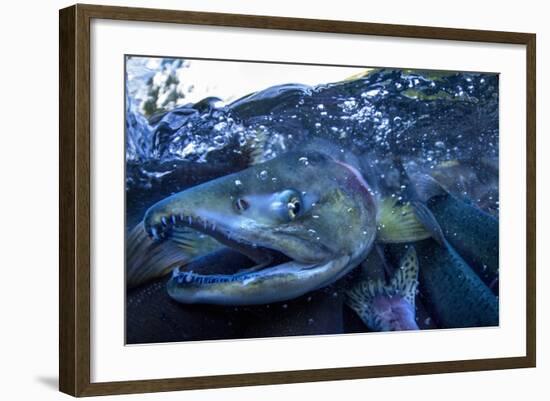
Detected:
left=258, top=170, right=268, bottom=180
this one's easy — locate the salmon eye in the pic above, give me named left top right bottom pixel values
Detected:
left=235, top=198, right=249, bottom=211
left=287, top=197, right=301, bottom=220
left=270, top=189, right=306, bottom=222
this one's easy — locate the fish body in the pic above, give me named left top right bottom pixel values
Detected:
left=346, top=247, right=420, bottom=331
left=411, top=174, right=499, bottom=289
left=415, top=239, right=498, bottom=328
left=145, top=151, right=376, bottom=304
left=142, top=150, right=427, bottom=305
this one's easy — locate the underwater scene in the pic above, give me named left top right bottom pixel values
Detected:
left=125, top=56, right=499, bottom=344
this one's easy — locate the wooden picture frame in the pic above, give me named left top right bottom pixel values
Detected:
left=59, top=3, right=536, bottom=397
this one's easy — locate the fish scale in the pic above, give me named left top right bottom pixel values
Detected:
left=415, top=239, right=498, bottom=329
left=140, top=150, right=430, bottom=305
left=426, top=192, right=499, bottom=289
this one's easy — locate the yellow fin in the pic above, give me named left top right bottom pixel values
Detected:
left=376, top=198, right=431, bottom=243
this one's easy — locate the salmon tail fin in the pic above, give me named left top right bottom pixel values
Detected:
left=168, top=226, right=220, bottom=252
left=346, top=247, right=419, bottom=328
left=126, top=222, right=192, bottom=289
left=376, top=198, right=432, bottom=243
left=390, top=247, right=420, bottom=308
left=346, top=278, right=384, bottom=329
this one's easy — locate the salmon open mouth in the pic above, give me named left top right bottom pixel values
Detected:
left=141, top=206, right=356, bottom=306
left=145, top=211, right=296, bottom=277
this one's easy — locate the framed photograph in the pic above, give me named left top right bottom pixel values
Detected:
left=59, top=4, right=536, bottom=397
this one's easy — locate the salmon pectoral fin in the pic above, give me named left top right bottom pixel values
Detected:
left=376, top=198, right=432, bottom=243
